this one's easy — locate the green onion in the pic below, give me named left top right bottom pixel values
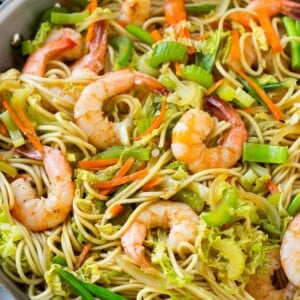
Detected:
left=262, top=81, right=287, bottom=90
left=282, top=16, right=300, bottom=70
left=52, top=255, right=67, bottom=266
left=243, top=143, right=288, bottom=164
left=51, top=10, right=90, bottom=25
left=0, top=161, right=18, bottom=177
left=150, top=41, right=188, bottom=68
left=56, top=268, right=127, bottom=300
left=0, top=111, right=25, bottom=147
left=185, top=4, right=216, bottom=13
left=125, top=23, right=154, bottom=45
left=202, top=187, right=238, bottom=226
left=181, top=64, right=214, bottom=89
left=287, top=193, right=300, bottom=216
left=110, top=36, right=134, bottom=69
left=56, top=268, right=94, bottom=300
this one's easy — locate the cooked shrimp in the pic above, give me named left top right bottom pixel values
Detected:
left=74, top=68, right=169, bottom=149
left=71, top=21, right=107, bottom=77
left=22, top=21, right=107, bottom=77
left=171, top=95, right=248, bottom=173
left=121, top=201, right=199, bottom=268
left=119, top=0, right=150, bottom=26
left=246, top=248, right=296, bottom=300
left=247, top=0, right=300, bottom=19
left=10, top=146, right=74, bottom=232
left=281, top=213, right=300, bottom=288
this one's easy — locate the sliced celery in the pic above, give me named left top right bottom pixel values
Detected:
left=216, top=82, right=236, bottom=101
left=0, top=161, right=18, bottom=177
left=0, top=111, right=25, bottom=147
left=181, top=64, right=214, bottom=89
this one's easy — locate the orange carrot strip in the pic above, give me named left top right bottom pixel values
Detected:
left=243, top=107, right=256, bottom=114
left=75, top=242, right=92, bottom=269
left=78, top=158, right=119, bottom=169
left=150, top=29, right=163, bottom=42
left=196, top=32, right=210, bottom=41
left=100, top=157, right=135, bottom=195
left=267, top=179, right=279, bottom=194
left=205, top=78, right=229, bottom=95
left=164, top=0, right=187, bottom=25
left=85, top=0, right=97, bottom=42
left=235, top=69, right=283, bottom=120
left=228, top=29, right=241, bottom=68
left=256, top=9, right=282, bottom=53
left=229, top=12, right=254, bottom=28
left=142, top=177, right=164, bottom=191
left=174, top=62, right=182, bottom=76
left=3, top=101, right=44, bottom=153
left=136, top=102, right=166, bottom=140
left=93, top=168, right=148, bottom=189
left=106, top=203, right=124, bottom=219
left=0, top=121, right=8, bottom=137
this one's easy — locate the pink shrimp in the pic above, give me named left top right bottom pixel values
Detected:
left=171, top=95, right=248, bottom=173
left=247, top=0, right=300, bottom=19
left=121, top=201, right=198, bottom=268
left=22, top=21, right=107, bottom=76
left=10, top=146, right=74, bottom=232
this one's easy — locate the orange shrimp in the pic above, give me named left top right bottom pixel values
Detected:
left=171, top=95, right=248, bottom=173
left=247, top=0, right=300, bottom=19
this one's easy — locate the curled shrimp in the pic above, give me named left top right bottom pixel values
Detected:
left=281, top=213, right=300, bottom=288
left=119, top=0, right=150, bottom=26
left=74, top=68, right=169, bottom=149
left=22, top=21, right=107, bottom=76
left=121, top=201, right=199, bottom=268
left=171, top=95, right=248, bottom=173
left=10, top=146, right=74, bottom=232
left=247, top=0, right=300, bottom=19
left=246, top=248, right=296, bottom=300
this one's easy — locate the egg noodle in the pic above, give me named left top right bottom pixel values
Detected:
left=1, top=0, right=300, bottom=299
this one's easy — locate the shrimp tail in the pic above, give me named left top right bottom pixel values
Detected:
left=71, top=21, right=107, bottom=75
left=14, top=146, right=43, bottom=160
left=133, top=71, right=170, bottom=96
left=204, top=95, right=243, bottom=126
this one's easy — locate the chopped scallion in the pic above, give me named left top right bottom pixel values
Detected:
left=125, top=23, right=154, bottom=45
left=51, top=10, right=90, bottom=25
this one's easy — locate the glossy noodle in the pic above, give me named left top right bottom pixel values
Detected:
left=1, top=0, right=300, bottom=299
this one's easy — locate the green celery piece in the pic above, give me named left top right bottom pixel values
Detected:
left=172, top=189, right=204, bottom=213
left=51, top=10, right=90, bottom=25
left=181, top=64, right=214, bottom=89
left=0, top=161, right=18, bottom=177
left=243, top=143, right=288, bottom=164
left=202, top=187, right=238, bottom=226
left=0, top=111, right=25, bottom=147
left=150, top=41, right=188, bottom=68
left=212, top=238, right=246, bottom=281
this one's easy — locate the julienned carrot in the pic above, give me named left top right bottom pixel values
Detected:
left=75, top=243, right=92, bottom=269
left=229, top=12, right=254, bottom=28
left=235, top=69, right=283, bottom=120
left=78, top=158, right=119, bottom=169
left=142, top=177, right=164, bottom=191
left=3, top=101, right=44, bottom=153
left=85, top=0, right=97, bottom=42
left=197, top=32, right=210, bottom=41
left=266, top=179, right=279, bottom=194
left=136, top=102, right=166, bottom=140
left=256, top=9, right=282, bottom=53
left=100, top=157, right=135, bottom=195
left=92, top=168, right=148, bottom=189
left=106, top=203, right=124, bottom=219
left=150, top=29, right=162, bottom=42
left=227, top=29, right=241, bottom=70
left=205, top=78, right=229, bottom=95
left=0, top=121, right=8, bottom=136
